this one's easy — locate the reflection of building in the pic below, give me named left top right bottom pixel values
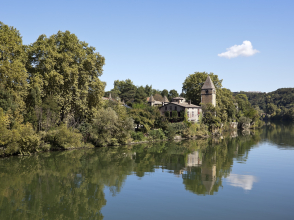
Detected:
left=186, top=151, right=202, bottom=167
left=201, top=165, right=216, bottom=193
left=181, top=151, right=217, bottom=194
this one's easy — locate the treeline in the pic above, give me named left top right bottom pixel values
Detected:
left=0, top=21, right=135, bottom=156
left=0, top=21, right=208, bottom=157
left=105, top=79, right=183, bottom=105
left=237, top=88, right=294, bottom=121
left=0, top=21, right=263, bottom=157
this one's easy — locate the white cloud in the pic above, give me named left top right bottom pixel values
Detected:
left=218, top=41, right=259, bottom=59
left=226, top=174, right=258, bottom=190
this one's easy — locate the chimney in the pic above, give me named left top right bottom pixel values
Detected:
left=178, top=100, right=180, bottom=104
left=188, top=100, right=191, bottom=105
left=109, top=93, right=112, bottom=100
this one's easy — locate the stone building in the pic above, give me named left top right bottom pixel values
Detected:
left=201, top=76, right=216, bottom=107
left=159, top=97, right=202, bottom=122
left=147, top=76, right=216, bottom=122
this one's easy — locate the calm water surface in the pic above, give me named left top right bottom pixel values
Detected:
left=0, top=123, right=294, bottom=219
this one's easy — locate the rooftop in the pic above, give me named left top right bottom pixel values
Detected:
left=202, top=76, right=215, bottom=90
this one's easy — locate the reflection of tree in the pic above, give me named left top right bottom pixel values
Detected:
left=262, top=122, right=294, bottom=148
left=182, top=132, right=261, bottom=195
left=0, top=149, right=134, bottom=220
left=0, top=132, right=262, bottom=218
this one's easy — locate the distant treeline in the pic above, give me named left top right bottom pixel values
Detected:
left=235, top=88, right=294, bottom=121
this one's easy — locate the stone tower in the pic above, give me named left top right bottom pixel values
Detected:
left=201, top=76, right=216, bottom=107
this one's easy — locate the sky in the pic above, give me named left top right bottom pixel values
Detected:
left=1, top=0, right=293, bottom=93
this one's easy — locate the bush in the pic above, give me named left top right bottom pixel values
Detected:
left=164, top=111, right=170, bottom=118
left=148, top=129, right=166, bottom=140
left=43, top=124, right=86, bottom=149
left=165, top=124, right=176, bottom=140
left=0, top=108, right=40, bottom=155
left=182, top=123, right=209, bottom=138
left=168, top=122, right=188, bottom=134
left=89, top=107, right=134, bottom=146
left=131, top=131, right=145, bottom=141
left=172, top=111, right=178, bottom=118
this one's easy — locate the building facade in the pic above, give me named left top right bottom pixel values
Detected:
left=147, top=76, right=216, bottom=122
left=159, top=97, right=202, bottom=122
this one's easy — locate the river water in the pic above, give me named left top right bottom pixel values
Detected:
left=0, top=123, right=294, bottom=220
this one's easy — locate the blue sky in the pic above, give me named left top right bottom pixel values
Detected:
left=1, top=0, right=293, bottom=93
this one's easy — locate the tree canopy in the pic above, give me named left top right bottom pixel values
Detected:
left=182, top=72, right=222, bottom=105
left=26, top=30, right=105, bottom=121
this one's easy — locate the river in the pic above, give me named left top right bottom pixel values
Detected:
left=0, top=123, right=294, bottom=219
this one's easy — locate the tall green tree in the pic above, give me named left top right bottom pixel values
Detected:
left=168, top=89, right=179, bottom=101
left=134, top=86, right=147, bottom=103
left=182, top=72, right=222, bottom=105
left=161, top=89, right=168, bottom=98
left=26, top=30, right=105, bottom=121
left=144, top=85, right=152, bottom=96
left=0, top=22, right=28, bottom=121
left=113, top=79, right=136, bottom=104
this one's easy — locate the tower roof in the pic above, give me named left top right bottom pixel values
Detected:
left=163, top=96, right=169, bottom=102
left=202, top=76, right=215, bottom=90
left=149, top=95, right=155, bottom=102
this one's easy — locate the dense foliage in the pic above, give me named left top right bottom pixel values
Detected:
left=237, top=88, right=294, bottom=121
left=1, top=21, right=267, bottom=157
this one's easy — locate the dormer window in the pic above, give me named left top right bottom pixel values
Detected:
left=206, top=90, right=208, bottom=94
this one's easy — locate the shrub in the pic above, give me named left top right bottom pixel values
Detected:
left=148, top=129, right=166, bottom=140
left=90, top=107, right=134, bottom=146
left=172, top=111, right=178, bottom=118
left=168, top=122, right=188, bottom=134
left=131, top=131, right=145, bottom=141
left=43, top=124, right=85, bottom=149
left=238, top=116, right=252, bottom=124
left=164, top=111, right=170, bottom=118
left=165, top=124, right=176, bottom=140
left=0, top=108, right=40, bottom=155
left=182, top=123, right=209, bottom=138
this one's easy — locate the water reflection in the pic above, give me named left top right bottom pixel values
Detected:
left=226, top=174, right=258, bottom=190
left=0, top=128, right=265, bottom=219
left=262, top=122, right=294, bottom=149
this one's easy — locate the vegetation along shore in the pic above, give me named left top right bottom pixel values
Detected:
left=0, top=21, right=281, bottom=157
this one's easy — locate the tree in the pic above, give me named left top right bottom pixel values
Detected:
left=266, top=103, right=278, bottom=117
left=134, top=86, right=147, bottom=103
left=182, top=72, right=222, bottom=105
left=161, top=89, right=168, bottom=98
left=216, top=88, right=236, bottom=122
left=144, top=85, right=152, bottom=96
left=168, top=89, right=179, bottom=101
left=129, top=108, right=154, bottom=132
left=152, top=89, right=161, bottom=95
left=90, top=107, right=134, bottom=146
left=0, top=22, right=28, bottom=121
left=26, top=30, right=105, bottom=122
left=113, top=79, right=136, bottom=104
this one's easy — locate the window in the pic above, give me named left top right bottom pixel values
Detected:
left=192, top=111, right=194, bottom=117
left=165, top=106, right=167, bottom=110
left=187, top=111, right=190, bottom=118
left=175, top=106, right=177, bottom=111
left=169, top=106, right=172, bottom=111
